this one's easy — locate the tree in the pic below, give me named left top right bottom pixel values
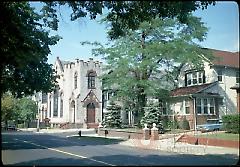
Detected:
left=1, top=93, right=37, bottom=128
left=1, top=93, right=18, bottom=126
left=42, top=1, right=215, bottom=39
left=17, top=97, right=37, bottom=128
left=140, top=102, right=164, bottom=133
left=0, top=2, right=61, bottom=98
left=82, top=15, right=213, bottom=124
left=102, top=101, right=122, bottom=128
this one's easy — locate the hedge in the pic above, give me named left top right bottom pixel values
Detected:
left=222, top=114, right=240, bottom=134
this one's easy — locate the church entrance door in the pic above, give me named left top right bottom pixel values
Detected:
left=87, top=103, right=95, bottom=123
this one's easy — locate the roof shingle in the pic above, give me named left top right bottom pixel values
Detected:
left=170, top=82, right=217, bottom=97
left=211, top=49, right=239, bottom=68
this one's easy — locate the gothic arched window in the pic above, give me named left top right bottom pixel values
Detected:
left=53, top=89, right=58, bottom=117
left=60, top=93, right=63, bottom=117
left=74, top=72, right=78, bottom=89
left=88, top=72, right=96, bottom=89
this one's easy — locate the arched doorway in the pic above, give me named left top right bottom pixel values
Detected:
left=87, top=103, right=95, bottom=123
left=70, top=100, right=75, bottom=123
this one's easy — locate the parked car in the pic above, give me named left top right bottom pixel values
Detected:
left=196, top=119, right=223, bottom=132
left=7, top=124, right=17, bottom=131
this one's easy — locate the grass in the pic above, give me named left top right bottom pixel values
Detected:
left=197, top=132, right=239, bottom=141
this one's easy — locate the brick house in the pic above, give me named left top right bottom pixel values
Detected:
left=170, top=49, right=239, bottom=130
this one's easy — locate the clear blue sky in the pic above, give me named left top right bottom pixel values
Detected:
left=30, top=1, right=239, bottom=65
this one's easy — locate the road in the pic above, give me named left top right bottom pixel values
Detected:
left=1, top=131, right=239, bottom=166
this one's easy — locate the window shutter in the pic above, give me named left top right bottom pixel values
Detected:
left=203, top=71, right=206, bottom=83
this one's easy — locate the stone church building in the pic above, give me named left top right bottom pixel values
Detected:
left=35, top=57, right=103, bottom=129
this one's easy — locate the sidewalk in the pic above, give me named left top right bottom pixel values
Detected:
left=117, top=137, right=239, bottom=156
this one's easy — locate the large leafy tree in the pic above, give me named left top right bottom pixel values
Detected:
left=0, top=2, right=61, bottom=98
left=17, top=97, right=37, bottom=128
left=0, top=1, right=215, bottom=97
left=1, top=93, right=37, bottom=127
left=1, top=93, right=18, bottom=125
left=81, top=15, right=213, bottom=124
left=42, top=1, right=215, bottom=39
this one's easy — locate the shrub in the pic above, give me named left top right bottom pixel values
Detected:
left=180, top=116, right=190, bottom=130
left=222, top=114, right=240, bottom=134
left=161, top=116, right=170, bottom=129
left=167, top=116, right=179, bottom=129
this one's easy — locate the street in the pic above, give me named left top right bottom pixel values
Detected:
left=1, top=131, right=239, bottom=166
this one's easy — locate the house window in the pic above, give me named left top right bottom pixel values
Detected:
left=196, top=98, right=202, bottom=114
left=74, top=72, right=78, bottom=89
left=217, top=69, right=222, bottom=82
left=88, top=72, right=96, bottom=89
left=198, top=71, right=203, bottom=83
left=185, top=100, right=190, bottom=114
left=186, top=71, right=205, bottom=86
left=53, top=89, right=58, bottom=117
left=203, top=98, right=208, bottom=114
left=196, top=98, right=215, bottom=115
left=236, top=71, right=240, bottom=84
left=159, top=100, right=167, bottom=115
left=187, top=73, right=192, bottom=86
left=209, top=98, right=215, bottom=114
left=192, top=73, right=197, bottom=84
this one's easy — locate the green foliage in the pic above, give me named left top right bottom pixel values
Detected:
left=102, top=101, right=122, bottom=128
left=0, top=2, right=61, bottom=98
left=44, top=1, right=215, bottom=39
left=1, top=93, right=37, bottom=127
left=1, top=93, right=18, bottom=123
left=167, top=116, right=180, bottom=129
left=222, top=114, right=240, bottom=134
left=180, top=116, right=190, bottom=130
left=140, top=102, right=164, bottom=133
left=82, top=15, right=213, bottom=125
left=17, top=97, right=37, bottom=123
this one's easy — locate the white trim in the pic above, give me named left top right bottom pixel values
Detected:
left=196, top=97, right=215, bottom=115
left=183, top=100, right=191, bottom=115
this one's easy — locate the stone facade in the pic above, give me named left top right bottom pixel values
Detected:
left=35, top=57, right=103, bottom=128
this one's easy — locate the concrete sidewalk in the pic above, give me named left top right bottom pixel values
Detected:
left=118, top=137, right=239, bottom=156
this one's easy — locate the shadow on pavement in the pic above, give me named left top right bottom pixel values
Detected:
left=1, top=132, right=125, bottom=151
left=8, top=153, right=239, bottom=166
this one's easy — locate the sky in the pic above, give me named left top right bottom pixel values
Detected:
left=30, top=1, right=239, bottom=65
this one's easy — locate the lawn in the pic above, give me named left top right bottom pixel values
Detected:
left=197, top=132, right=239, bottom=141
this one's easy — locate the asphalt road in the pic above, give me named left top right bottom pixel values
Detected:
left=1, top=131, right=239, bottom=166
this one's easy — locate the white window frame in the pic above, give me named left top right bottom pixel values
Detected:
left=196, top=98, right=215, bottom=115
left=186, top=71, right=204, bottom=86
left=184, top=100, right=191, bottom=115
